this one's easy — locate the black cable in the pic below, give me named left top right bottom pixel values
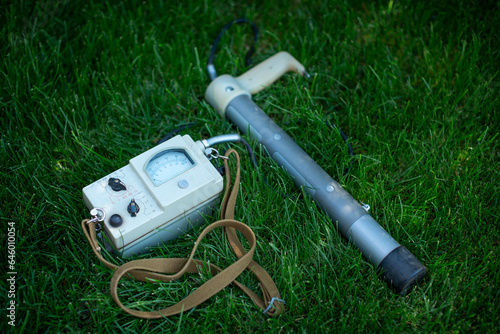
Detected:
left=336, top=127, right=354, bottom=157
left=156, top=122, right=197, bottom=145
left=217, top=138, right=293, bottom=199
left=207, top=18, right=259, bottom=81
left=238, top=137, right=258, bottom=170
left=327, top=122, right=354, bottom=176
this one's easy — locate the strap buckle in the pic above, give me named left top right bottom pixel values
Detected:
left=263, top=297, right=285, bottom=314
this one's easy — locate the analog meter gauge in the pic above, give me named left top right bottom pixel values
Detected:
left=145, top=149, right=195, bottom=186
left=82, top=135, right=223, bottom=257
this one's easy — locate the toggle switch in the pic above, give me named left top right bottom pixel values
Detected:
left=127, top=199, right=140, bottom=217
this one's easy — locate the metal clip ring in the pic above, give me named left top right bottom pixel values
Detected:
left=88, top=208, right=106, bottom=224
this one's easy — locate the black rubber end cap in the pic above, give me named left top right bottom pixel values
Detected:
left=378, top=246, right=427, bottom=295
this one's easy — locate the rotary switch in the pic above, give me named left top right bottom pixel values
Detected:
left=108, top=178, right=127, bottom=191
left=127, top=199, right=140, bottom=217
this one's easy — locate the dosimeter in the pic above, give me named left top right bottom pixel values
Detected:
left=82, top=134, right=228, bottom=257
left=81, top=134, right=287, bottom=317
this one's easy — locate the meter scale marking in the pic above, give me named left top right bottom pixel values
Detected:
left=145, top=149, right=195, bottom=186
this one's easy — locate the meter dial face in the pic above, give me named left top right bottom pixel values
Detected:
left=145, top=149, right=195, bottom=186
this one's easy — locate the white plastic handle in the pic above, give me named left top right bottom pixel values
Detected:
left=236, top=51, right=307, bottom=94
left=205, top=51, right=307, bottom=117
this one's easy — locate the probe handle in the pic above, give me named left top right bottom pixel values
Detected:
left=236, top=51, right=307, bottom=94
left=205, top=52, right=307, bottom=117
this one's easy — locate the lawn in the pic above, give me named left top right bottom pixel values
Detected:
left=1, top=0, right=498, bottom=333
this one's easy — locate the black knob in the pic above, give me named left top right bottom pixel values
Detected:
left=127, top=199, right=140, bottom=217
left=108, top=178, right=127, bottom=191
left=109, top=214, right=123, bottom=227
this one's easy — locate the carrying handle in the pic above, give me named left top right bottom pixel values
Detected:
left=236, top=51, right=308, bottom=94
left=205, top=51, right=308, bottom=117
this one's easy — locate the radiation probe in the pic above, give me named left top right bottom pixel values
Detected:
left=205, top=51, right=427, bottom=295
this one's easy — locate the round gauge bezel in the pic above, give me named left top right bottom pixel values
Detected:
left=144, top=148, right=196, bottom=186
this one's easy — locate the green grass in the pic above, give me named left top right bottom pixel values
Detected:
left=1, top=0, right=499, bottom=332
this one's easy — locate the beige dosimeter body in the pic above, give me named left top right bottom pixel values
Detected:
left=82, top=135, right=223, bottom=257
left=205, top=52, right=426, bottom=295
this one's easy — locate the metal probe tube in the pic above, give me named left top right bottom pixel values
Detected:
left=225, top=94, right=426, bottom=294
